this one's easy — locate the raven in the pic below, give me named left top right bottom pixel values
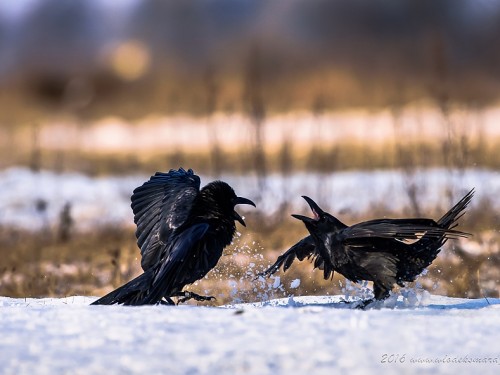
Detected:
left=259, top=189, right=473, bottom=308
left=91, top=168, right=255, bottom=306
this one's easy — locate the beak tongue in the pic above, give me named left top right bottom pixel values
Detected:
left=301, top=196, right=324, bottom=220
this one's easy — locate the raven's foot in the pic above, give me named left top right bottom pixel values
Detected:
left=353, top=298, right=377, bottom=310
left=338, top=297, right=351, bottom=304
left=160, top=297, right=175, bottom=305
left=176, top=291, right=216, bottom=304
left=338, top=296, right=369, bottom=308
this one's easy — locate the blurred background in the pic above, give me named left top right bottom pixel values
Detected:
left=0, top=0, right=499, bottom=303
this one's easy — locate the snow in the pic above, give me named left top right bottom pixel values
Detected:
left=1, top=294, right=499, bottom=375
left=290, top=279, right=301, bottom=289
left=0, top=167, right=498, bottom=232
left=272, top=276, right=282, bottom=289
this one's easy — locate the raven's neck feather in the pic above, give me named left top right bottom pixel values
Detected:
left=187, top=191, right=236, bottom=247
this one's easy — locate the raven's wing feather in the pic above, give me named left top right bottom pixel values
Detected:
left=140, top=223, right=209, bottom=305
left=90, top=269, right=154, bottom=305
left=131, top=168, right=201, bottom=271
left=257, top=236, right=335, bottom=280
left=342, top=218, right=469, bottom=245
left=258, top=236, right=316, bottom=277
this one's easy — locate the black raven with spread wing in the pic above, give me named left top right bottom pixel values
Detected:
left=92, top=168, right=255, bottom=306
left=259, top=190, right=473, bottom=307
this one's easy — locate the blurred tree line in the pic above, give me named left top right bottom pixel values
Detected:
left=0, top=0, right=500, bottom=123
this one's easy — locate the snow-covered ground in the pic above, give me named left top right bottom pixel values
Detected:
left=1, top=294, right=499, bottom=375
left=0, top=167, right=498, bottom=231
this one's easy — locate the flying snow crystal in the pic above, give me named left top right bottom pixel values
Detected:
left=272, top=276, right=281, bottom=289
left=290, top=279, right=300, bottom=289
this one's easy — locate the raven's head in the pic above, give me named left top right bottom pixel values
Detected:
left=291, top=196, right=344, bottom=263
left=202, top=181, right=255, bottom=227
left=292, top=196, right=326, bottom=234
left=292, top=196, right=344, bottom=237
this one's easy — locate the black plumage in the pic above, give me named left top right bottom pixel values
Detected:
left=259, top=189, right=474, bottom=307
left=91, top=168, right=255, bottom=306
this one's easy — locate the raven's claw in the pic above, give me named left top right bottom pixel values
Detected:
left=176, top=291, right=216, bottom=304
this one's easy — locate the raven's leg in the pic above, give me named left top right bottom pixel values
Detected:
left=175, top=291, right=216, bottom=304
left=373, top=283, right=391, bottom=301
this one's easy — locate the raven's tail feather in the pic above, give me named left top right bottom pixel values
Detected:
left=399, top=189, right=474, bottom=282
left=437, top=188, right=474, bottom=231
left=90, top=271, right=154, bottom=306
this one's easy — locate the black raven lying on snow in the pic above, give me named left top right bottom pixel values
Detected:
left=92, top=168, right=255, bottom=306
left=258, top=190, right=474, bottom=308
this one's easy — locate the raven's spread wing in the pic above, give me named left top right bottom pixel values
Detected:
left=258, top=236, right=334, bottom=280
left=258, top=236, right=316, bottom=277
left=141, top=223, right=209, bottom=305
left=131, top=168, right=201, bottom=271
left=332, top=218, right=470, bottom=279
left=341, top=218, right=469, bottom=245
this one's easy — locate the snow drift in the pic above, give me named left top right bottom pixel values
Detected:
left=1, top=294, right=499, bottom=375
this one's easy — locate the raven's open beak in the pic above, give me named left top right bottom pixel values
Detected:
left=233, top=197, right=256, bottom=208
left=291, top=196, right=324, bottom=223
left=291, top=214, right=315, bottom=223
left=302, top=196, right=324, bottom=219
left=233, top=196, right=256, bottom=227
left=233, top=211, right=246, bottom=226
